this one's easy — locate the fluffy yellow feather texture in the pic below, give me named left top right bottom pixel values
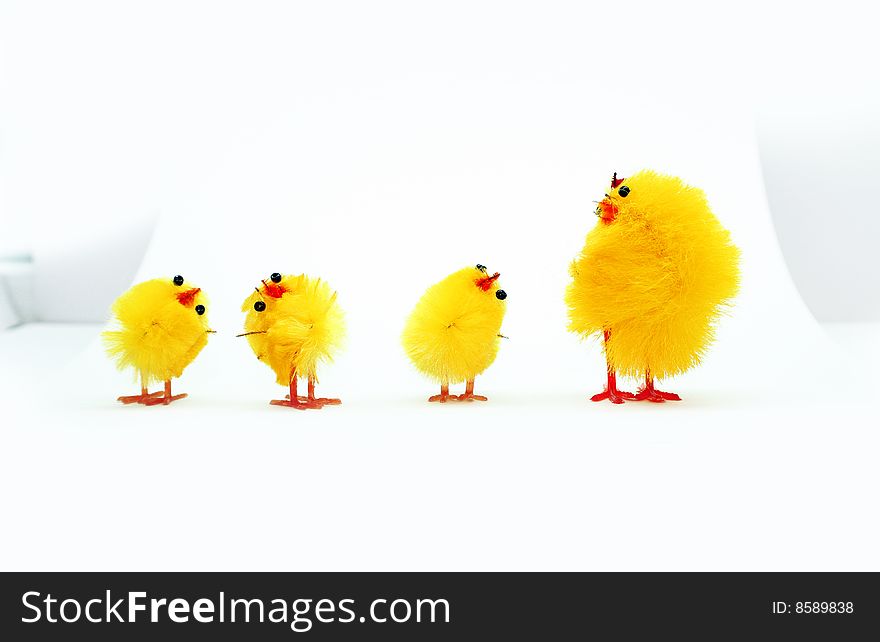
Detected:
left=566, top=170, right=740, bottom=379
left=402, top=266, right=507, bottom=384
left=103, top=277, right=211, bottom=385
left=241, top=274, right=345, bottom=385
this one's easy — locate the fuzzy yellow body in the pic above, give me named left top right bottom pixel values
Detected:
left=566, top=170, right=740, bottom=380
left=241, top=274, right=345, bottom=386
left=402, top=266, right=507, bottom=384
left=103, top=278, right=210, bottom=385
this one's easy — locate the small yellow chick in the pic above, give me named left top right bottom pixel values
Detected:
left=402, top=264, right=508, bottom=402
left=566, top=170, right=740, bottom=403
left=104, top=275, right=213, bottom=405
left=240, top=272, right=345, bottom=410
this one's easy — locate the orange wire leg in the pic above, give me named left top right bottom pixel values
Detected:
left=634, top=370, right=681, bottom=402
left=429, top=382, right=456, bottom=403
left=590, top=330, right=635, bottom=404
left=307, top=377, right=341, bottom=407
left=457, top=378, right=487, bottom=402
left=117, top=384, right=164, bottom=405
left=143, top=379, right=188, bottom=406
left=272, top=375, right=323, bottom=410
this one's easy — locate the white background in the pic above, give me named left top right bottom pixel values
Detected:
left=1, top=1, right=878, bottom=571
left=3, top=0, right=879, bottom=323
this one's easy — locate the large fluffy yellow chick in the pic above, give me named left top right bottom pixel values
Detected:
left=402, top=265, right=508, bottom=402
left=240, top=272, right=345, bottom=410
left=566, top=170, right=740, bottom=403
left=104, top=275, right=213, bottom=405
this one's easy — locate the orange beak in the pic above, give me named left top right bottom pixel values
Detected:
left=475, top=272, right=501, bottom=291
left=597, top=198, right=617, bottom=223
left=261, top=279, right=286, bottom=299
left=176, top=287, right=201, bottom=307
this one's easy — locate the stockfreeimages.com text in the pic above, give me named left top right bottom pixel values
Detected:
left=22, top=590, right=450, bottom=632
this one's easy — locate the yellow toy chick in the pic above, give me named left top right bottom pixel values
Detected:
left=104, top=275, right=213, bottom=405
left=566, top=170, right=740, bottom=403
left=240, top=272, right=345, bottom=410
left=402, top=264, right=508, bottom=402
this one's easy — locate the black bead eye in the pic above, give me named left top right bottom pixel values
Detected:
left=495, top=290, right=507, bottom=300
left=173, top=275, right=184, bottom=286
left=618, top=185, right=630, bottom=197
left=254, top=301, right=266, bottom=312
left=476, top=264, right=487, bottom=272
left=195, top=304, right=205, bottom=315
left=270, top=273, right=282, bottom=283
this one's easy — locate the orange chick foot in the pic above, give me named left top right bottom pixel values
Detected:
left=634, top=387, right=681, bottom=402
left=428, top=393, right=456, bottom=403
left=283, top=394, right=342, bottom=408
left=142, top=393, right=188, bottom=406
left=117, top=390, right=164, bottom=405
left=590, top=388, right=636, bottom=404
left=457, top=393, right=488, bottom=402
left=271, top=398, right=323, bottom=410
